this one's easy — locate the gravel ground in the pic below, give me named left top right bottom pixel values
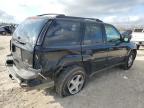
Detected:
left=0, top=36, right=144, bottom=108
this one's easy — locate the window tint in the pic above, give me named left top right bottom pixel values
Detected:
left=105, top=24, right=121, bottom=42
left=84, top=23, right=103, bottom=45
left=43, top=20, right=80, bottom=47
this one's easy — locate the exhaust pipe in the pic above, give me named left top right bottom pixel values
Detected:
left=9, top=74, right=14, bottom=80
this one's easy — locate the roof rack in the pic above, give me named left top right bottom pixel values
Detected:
left=37, top=14, right=103, bottom=22
left=57, top=16, right=103, bottom=22
left=86, top=18, right=103, bottom=22
left=37, top=14, right=65, bottom=17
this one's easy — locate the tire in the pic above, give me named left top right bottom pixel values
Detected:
left=137, top=45, right=140, bottom=50
left=55, top=66, right=87, bottom=97
left=122, top=51, right=135, bottom=70
left=2, top=31, right=6, bottom=35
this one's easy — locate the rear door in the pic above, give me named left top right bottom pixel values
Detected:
left=37, top=19, right=82, bottom=74
left=104, top=24, right=128, bottom=66
left=82, top=22, right=107, bottom=74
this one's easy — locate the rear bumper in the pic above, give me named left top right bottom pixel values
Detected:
left=6, top=54, right=54, bottom=90
left=6, top=54, right=41, bottom=80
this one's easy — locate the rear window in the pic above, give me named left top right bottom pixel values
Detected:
left=84, top=23, right=103, bottom=45
left=13, top=18, right=47, bottom=47
left=43, top=20, right=81, bottom=47
left=134, top=29, right=143, bottom=32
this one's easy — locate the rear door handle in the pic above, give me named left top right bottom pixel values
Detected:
left=86, top=50, right=92, bottom=55
left=109, top=47, right=113, bottom=50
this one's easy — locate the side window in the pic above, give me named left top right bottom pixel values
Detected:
left=84, top=23, right=103, bottom=45
left=105, top=24, right=121, bottom=42
left=43, top=20, right=80, bottom=47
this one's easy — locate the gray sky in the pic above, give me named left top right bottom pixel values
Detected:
left=0, top=0, right=144, bottom=24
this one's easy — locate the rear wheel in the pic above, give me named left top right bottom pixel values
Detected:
left=55, top=66, right=86, bottom=97
left=67, top=74, right=84, bottom=95
left=2, top=31, right=6, bottom=35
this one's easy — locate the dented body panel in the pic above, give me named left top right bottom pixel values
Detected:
left=34, top=45, right=83, bottom=78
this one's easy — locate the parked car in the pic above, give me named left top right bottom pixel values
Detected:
left=0, top=25, right=15, bottom=35
left=6, top=14, right=137, bottom=97
left=131, top=28, right=144, bottom=49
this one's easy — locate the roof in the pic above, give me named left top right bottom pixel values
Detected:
left=36, top=14, right=103, bottom=23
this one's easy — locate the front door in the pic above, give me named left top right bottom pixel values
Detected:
left=104, top=24, right=128, bottom=66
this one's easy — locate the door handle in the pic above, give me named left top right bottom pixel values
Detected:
left=86, top=50, right=92, bottom=55
left=109, top=47, right=114, bottom=50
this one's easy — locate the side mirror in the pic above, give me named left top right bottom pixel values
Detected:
left=121, top=30, right=132, bottom=42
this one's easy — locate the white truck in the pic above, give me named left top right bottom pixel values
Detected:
left=131, top=28, right=144, bottom=49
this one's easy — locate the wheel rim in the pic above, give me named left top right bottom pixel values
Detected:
left=2, top=32, right=5, bottom=35
left=67, top=74, right=84, bottom=94
left=128, top=55, right=133, bottom=67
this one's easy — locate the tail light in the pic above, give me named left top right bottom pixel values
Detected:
left=21, top=49, right=33, bottom=67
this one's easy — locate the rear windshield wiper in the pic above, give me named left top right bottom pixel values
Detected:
left=16, top=39, right=26, bottom=45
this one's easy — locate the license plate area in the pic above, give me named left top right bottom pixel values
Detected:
left=13, top=46, right=21, bottom=60
left=16, top=47, right=21, bottom=59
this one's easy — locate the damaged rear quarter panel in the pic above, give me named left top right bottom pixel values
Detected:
left=34, top=45, right=83, bottom=77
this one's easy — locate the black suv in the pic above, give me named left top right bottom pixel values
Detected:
left=6, top=14, right=137, bottom=97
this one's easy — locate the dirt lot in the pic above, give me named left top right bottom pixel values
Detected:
left=0, top=36, right=144, bottom=108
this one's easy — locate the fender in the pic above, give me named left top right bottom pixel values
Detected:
left=127, top=42, right=137, bottom=56
left=54, top=54, right=83, bottom=77
left=127, top=42, right=137, bottom=50
left=34, top=45, right=83, bottom=78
